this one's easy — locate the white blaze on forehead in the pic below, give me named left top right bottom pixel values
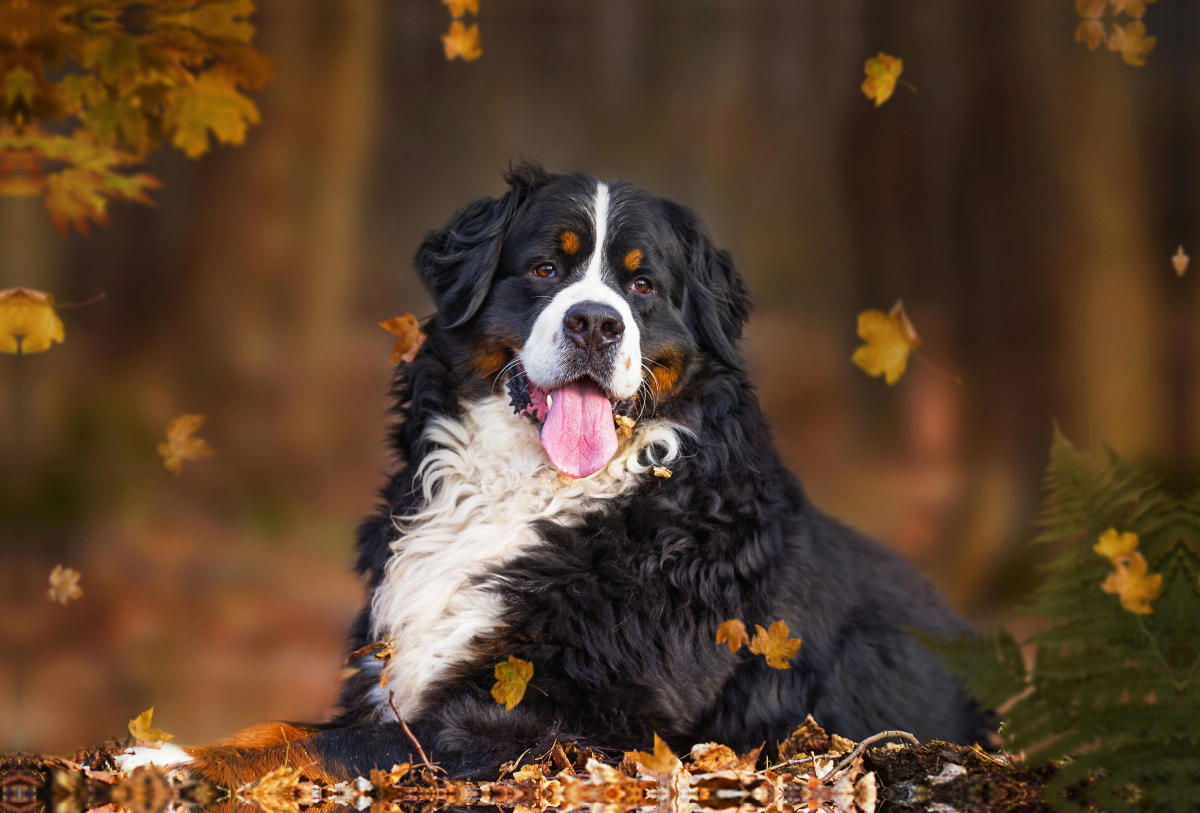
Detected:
left=519, top=181, right=642, bottom=399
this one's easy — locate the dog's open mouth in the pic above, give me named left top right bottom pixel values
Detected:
left=507, top=364, right=636, bottom=479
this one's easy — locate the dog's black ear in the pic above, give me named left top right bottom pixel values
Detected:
left=664, top=199, right=752, bottom=369
left=417, top=162, right=553, bottom=328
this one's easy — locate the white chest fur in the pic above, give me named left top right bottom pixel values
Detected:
left=366, top=393, right=682, bottom=720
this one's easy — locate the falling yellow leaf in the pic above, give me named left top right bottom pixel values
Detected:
left=157, top=414, right=217, bottom=475
left=442, top=21, right=482, bottom=62
left=1173, top=246, right=1189, bottom=276
left=1093, top=528, right=1139, bottom=559
left=748, top=620, right=802, bottom=669
left=128, top=708, right=174, bottom=745
left=652, top=466, right=672, bottom=478
left=715, top=619, right=750, bottom=654
left=627, top=733, right=681, bottom=778
left=0, top=287, right=64, bottom=354
left=46, top=565, right=83, bottom=605
left=442, top=0, right=480, bottom=18
left=861, top=53, right=903, bottom=107
left=1100, top=550, right=1162, bottom=614
left=491, top=656, right=533, bottom=711
left=165, top=67, right=262, bottom=158
left=1075, top=20, right=1107, bottom=50
left=851, top=300, right=921, bottom=385
left=378, top=314, right=427, bottom=364
left=1107, top=20, right=1155, bottom=66
left=1110, top=0, right=1155, bottom=18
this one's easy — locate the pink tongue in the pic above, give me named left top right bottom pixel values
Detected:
left=540, top=379, right=618, bottom=479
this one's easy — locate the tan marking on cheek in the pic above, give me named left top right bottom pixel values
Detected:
left=560, top=231, right=580, bottom=255
left=470, top=344, right=509, bottom=377
left=647, top=357, right=683, bottom=396
left=624, top=357, right=632, bottom=371
left=624, top=248, right=643, bottom=272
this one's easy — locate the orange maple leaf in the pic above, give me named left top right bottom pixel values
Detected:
left=46, top=565, right=83, bottom=605
left=715, top=619, right=750, bottom=654
left=749, top=620, right=802, bottom=669
left=861, top=53, right=903, bottom=106
left=627, top=733, right=682, bottom=778
left=1093, top=528, right=1139, bottom=559
left=378, top=314, right=427, bottom=364
left=1100, top=551, right=1162, bottom=614
left=0, top=287, right=64, bottom=354
left=157, top=414, right=217, bottom=475
left=1107, top=20, right=1155, bottom=66
left=1110, top=0, right=1155, bottom=18
left=165, top=67, right=262, bottom=158
left=491, top=656, right=534, bottom=712
left=442, top=21, right=482, bottom=62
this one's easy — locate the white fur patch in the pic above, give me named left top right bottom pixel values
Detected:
left=113, top=743, right=193, bottom=772
left=367, top=393, right=682, bottom=720
left=521, top=181, right=643, bottom=398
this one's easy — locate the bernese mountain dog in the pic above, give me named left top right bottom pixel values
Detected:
left=117, top=163, right=991, bottom=786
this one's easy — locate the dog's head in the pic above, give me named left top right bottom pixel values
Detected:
left=416, top=163, right=750, bottom=478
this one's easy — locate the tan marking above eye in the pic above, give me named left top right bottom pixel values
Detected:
left=560, top=231, right=581, bottom=255
left=624, top=248, right=643, bottom=272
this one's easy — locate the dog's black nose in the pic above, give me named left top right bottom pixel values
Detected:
left=563, top=302, right=624, bottom=354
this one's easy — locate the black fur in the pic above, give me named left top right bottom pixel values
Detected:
left=311, top=164, right=992, bottom=778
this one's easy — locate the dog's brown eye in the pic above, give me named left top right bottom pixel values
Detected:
left=631, top=277, right=653, bottom=294
left=533, top=263, right=556, bottom=278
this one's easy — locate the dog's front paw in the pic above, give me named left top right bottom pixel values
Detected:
left=113, top=743, right=194, bottom=772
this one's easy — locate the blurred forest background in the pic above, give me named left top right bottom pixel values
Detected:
left=3, top=0, right=1199, bottom=756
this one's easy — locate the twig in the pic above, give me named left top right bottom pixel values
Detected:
left=819, top=730, right=920, bottom=784
left=772, top=754, right=819, bottom=770
left=389, top=690, right=440, bottom=774
left=55, top=292, right=107, bottom=309
left=914, top=351, right=963, bottom=386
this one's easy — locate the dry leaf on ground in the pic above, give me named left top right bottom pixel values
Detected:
left=627, top=733, right=681, bottom=778
left=749, top=620, right=802, bottom=670
left=157, top=415, right=217, bottom=475
left=47, top=565, right=83, bottom=605
left=128, top=708, right=173, bottom=746
left=491, top=656, right=534, bottom=711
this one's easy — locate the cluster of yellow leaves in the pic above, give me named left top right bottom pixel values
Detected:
left=0, top=287, right=63, bottom=353
left=0, top=0, right=270, bottom=234
left=1093, top=528, right=1162, bottom=615
left=46, top=565, right=83, bottom=605
left=1075, top=0, right=1156, bottom=66
left=158, top=414, right=217, bottom=474
left=491, top=655, right=533, bottom=711
left=715, top=618, right=802, bottom=669
left=851, top=300, right=921, bottom=385
left=861, top=53, right=904, bottom=107
left=441, top=0, right=482, bottom=62
left=128, top=707, right=174, bottom=746
left=378, top=314, right=427, bottom=364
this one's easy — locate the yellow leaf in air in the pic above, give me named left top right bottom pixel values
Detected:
left=628, top=733, right=681, bottom=778
left=157, top=414, right=217, bottom=475
left=1110, top=0, right=1155, bottom=18
left=0, top=287, right=65, bottom=354
left=851, top=300, right=921, bottom=385
left=1093, top=528, right=1139, bottom=559
left=491, top=656, right=533, bottom=712
left=1100, top=550, right=1162, bottom=614
left=46, top=565, right=83, bottom=605
left=1107, top=21, right=1155, bottom=66
left=861, top=53, right=903, bottom=107
left=442, top=0, right=480, bottom=18
left=1075, top=20, right=1107, bottom=51
left=1173, top=245, right=1189, bottom=276
left=128, top=707, right=174, bottom=745
left=652, top=466, right=672, bottom=478
left=1075, top=0, right=1108, bottom=19
left=442, top=21, right=482, bottom=62
left=165, top=68, right=261, bottom=158
left=378, top=314, right=427, bottom=364
left=748, top=620, right=802, bottom=669
left=715, top=619, right=750, bottom=654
